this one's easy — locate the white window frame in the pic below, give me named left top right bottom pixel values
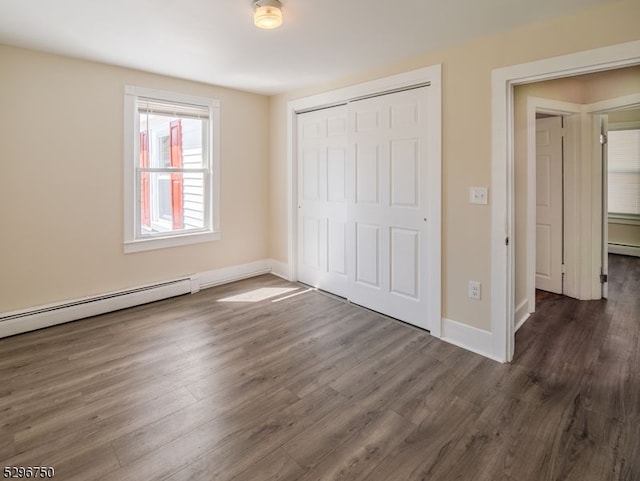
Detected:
left=123, top=86, right=221, bottom=253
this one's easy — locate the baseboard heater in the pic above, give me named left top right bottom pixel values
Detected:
left=0, top=278, right=191, bottom=339
left=608, top=243, right=640, bottom=258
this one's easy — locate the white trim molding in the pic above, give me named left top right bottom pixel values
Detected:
left=491, top=40, right=640, bottom=362
left=514, top=299, right=530, bottom=332
left=441, top=318, right=502, bottom=363
left=194, top=260, right=273, bottom=290
left=123, top=85, right=221, bottom=254
left=269, top=260, right=291, bottom=279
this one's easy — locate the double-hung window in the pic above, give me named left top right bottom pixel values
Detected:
left=608, top=127, right=640, bottom=223
left=124, top=86, right=220, bottom=252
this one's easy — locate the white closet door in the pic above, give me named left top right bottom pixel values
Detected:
left=347, top=87, right=431, bottom=329
left=297, top=106, right=348, bottom=297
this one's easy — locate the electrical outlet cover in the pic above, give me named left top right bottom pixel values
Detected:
left=469, top=187, right=488, bottom=205
left=468, top=281, right=481, bottom=300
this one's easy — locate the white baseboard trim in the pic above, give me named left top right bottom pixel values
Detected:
left=608, top=243, right=640, bottom=257
left=0, top=279, right=191, bottom=339
left=194, top=259, right=273, bottom=290
left=514, top=299, right=531, bottom=332
left=0, top=258, right=288, bottom=339
left=269, top=260, right=291, bottom=280
left=441, top=318, right=503, bottom=363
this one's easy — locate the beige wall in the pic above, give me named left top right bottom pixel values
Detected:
left=608, top=108, right=640, bottom=124
left=0, top=46, right=270, bottom=313
left=2, top=1, right=639, bottom=329
left=269, top=0, right=640, bottom=331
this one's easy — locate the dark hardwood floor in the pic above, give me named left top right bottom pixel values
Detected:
left=1, top=254, right=638, bottom=480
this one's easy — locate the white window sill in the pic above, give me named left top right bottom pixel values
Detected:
left=608, top=214, right=640, bottom=226
left=124, top=231, right=221, bottom=253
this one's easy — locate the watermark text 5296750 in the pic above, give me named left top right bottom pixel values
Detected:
left=3, top=467, right=55, bottom=478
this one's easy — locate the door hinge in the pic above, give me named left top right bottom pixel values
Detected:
left=600, top=133, right=608, bottom=145
left=561, top=264, right=566, bottom=274
left=600, top=273, right=608, bottom=283
left=505, top=237, right=509, bottom=246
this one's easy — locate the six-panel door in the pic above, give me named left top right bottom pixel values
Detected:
left=297, top=87, right=431, bottom=330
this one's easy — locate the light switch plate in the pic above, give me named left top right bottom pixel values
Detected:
left=469, top=186, right=488, bottom=205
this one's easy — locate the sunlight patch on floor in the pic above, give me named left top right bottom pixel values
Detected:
left=218, top=287, right=299, bottom=303
left=271, top=288, right=314, bottom=303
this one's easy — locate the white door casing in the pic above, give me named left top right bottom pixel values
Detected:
left=492, top=41, right=640, bottom=362
left=535, top=116, right=563, bottom=294
left=297, top=106, right=349, bottom=297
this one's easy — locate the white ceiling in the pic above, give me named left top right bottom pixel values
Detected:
left=0, top=0, right=614, bottom=95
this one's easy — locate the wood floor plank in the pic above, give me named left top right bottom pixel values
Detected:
left=361, top=396, right=481, bottom=481
left=616, top=415, right=640, bottom=481
left=111, top=386, right=299, bottom=466
left=582, top=335, right=639, bottom=423
left=100, top=387, right=303, bottom=481
left=47, top=443, right=120, bottom=481
left=283, top=401, right=387, bottom=469
left=12, top=384, right=196, bottom=452
left=294, top=409, right=416, bottom=481
left=4, top=386, right=197, bottom=470
left=164, top=385, right=346, bottom=481
left=229, top=448, right=304, bottom=481
left=281, top=318, right=419, bottom=398
left=0, top=434, right=14, bottom=462
left=328, top=330, right=432, bottom=397
left=182, top=315, right=376, bottom=404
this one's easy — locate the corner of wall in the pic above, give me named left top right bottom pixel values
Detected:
left=441, top=318, right=504, bottom=363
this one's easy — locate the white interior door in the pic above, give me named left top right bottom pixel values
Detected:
left=347, top=87, right=431, bottom=329
left=535, top=116, right=563, bottom=294
left=297, top=106, right=348, bottom=297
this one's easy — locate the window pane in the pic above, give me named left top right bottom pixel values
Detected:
left=139, top=114, right=206, bottom=169
left=608, top=129, right=640, bottom=215
left=137, top=98, right=210, bottom=118
left=140, top=172, right=206, bottom=236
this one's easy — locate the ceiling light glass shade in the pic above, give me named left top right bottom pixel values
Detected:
left=254, top=0, right=282, bottom=29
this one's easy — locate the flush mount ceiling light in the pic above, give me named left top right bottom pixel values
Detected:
left=253, top=0, right=283, bottom=29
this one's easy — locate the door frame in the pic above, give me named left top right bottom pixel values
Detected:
left=525, top=98, right=582, bottom=321
left=286, top=65, right=443, bottom=337
left=491, top=39, right=640, bottom=362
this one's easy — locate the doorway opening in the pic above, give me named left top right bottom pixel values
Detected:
left=491, top=40, right=640, bottom=362
left=516, top=70, right=640, bottom=333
